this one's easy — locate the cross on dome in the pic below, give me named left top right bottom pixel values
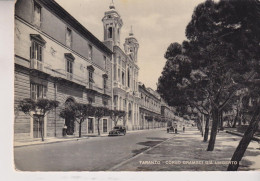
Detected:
left=129, top=25, right=134, bottom=36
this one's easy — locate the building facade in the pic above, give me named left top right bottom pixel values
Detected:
left=138, top=84, right=163, bottom=129
left=102, top=3, right=141, bottom=130
left=14, top=0, right=177, bottom=141
left=14, top=0, right=113, bottom=140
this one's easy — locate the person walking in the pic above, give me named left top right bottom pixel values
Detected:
left=183, top=125, right=185, bottom=133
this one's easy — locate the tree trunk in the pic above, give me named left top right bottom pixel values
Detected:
left=97, top=118, right=100, bottom=135
left=40, top=117, right=44, bottom=141
left=238, top=112, right=242, bottom=126
left=232, top=110, right=239, bottom=128
left=220, top=110, right=224, bottom=130
left=207, top=108, right=219, bottom=151
left=203, top=115, right=210, bottom=142
left=79, top=120, right=82, bottom=138
left=227, top=106, right=260, bottom=171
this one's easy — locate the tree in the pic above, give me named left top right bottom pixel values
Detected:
left=227, top=80, right=260, bottom=171
left=110, top=110, right=126, bottom=127
left=94, top=107, right=110, bottom=135
left=60, top=103, right=94, bottom=138
left=158, top=0, right=260, bottom=153
left=18, top=98, right=59, bottom=141
left=185, top=0, right=260, bottom=151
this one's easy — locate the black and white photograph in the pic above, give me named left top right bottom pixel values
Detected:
left=5, top=0, right=260, bottom=176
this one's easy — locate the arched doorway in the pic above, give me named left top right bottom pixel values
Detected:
left=65, top=98, right=75, bottom=135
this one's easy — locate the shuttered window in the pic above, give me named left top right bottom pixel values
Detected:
left=66, top=28, right=72, bottom=48
left=33, top=3, right=41, bottom=27
left=31, top=41, right=42, bottom=61
left=31, top=83, right=47, bottom=100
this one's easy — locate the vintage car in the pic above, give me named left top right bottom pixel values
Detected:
left=109, top=126, right=126, bottom=136
left=167, top=126, right=178, bottom=133
left=167, top=126, right=174, bottom=133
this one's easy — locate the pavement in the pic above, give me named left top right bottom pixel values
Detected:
left=110, top=127, right=260, bottom=171
left=225, top=129, right=260, bottom=142
left=14, top=128, right=164, bottom=147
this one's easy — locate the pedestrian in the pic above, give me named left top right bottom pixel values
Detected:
left=62, top=124, right=67, bottom=137
left=183, top=125, right=185, bottom=133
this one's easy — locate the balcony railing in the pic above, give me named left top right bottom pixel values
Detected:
left=54, top=69, right=87, bottom=86
left=30, top=59, right=51, bottom=74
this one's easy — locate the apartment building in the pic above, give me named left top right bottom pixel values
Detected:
left=14, top=0, right=113, bottom=140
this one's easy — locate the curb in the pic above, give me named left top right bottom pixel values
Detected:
left=14, top=137, right=91, bottom=148
left=14, top=128, right=167, bottom=148
left=226, top=130, right=260, bottom=142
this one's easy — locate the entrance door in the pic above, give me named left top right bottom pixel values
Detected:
left=33, top=115, right=44, bottom=138
left=103, top=119, right=107, bottom=133
left=65, top=98, right=75, bottom=135
left=88, top=118, right=94, bottom=133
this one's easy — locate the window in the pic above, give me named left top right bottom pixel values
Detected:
left=103, top=78, right=107, bottom=94
left=66, top=28, right=72, bottom=48
left=127, top=68, right=130, bottom=87
left=67, top=60, right=73, bottom=74
left=122, top=72, right=125, bottom=85
left=64, top=53, right=75, bottom=80
left=108, top=27, right=113, bottom=39
left=89, top=71, right=93, bottom=89
left=31, top=41, right=42, bottom=61
left=103, top=100, right=108, bottom=107
left=87, top=94, right=95, bottom=104
left=30, top=35, right=46, bottom=70
left=113, top=64, right=116, bottom=81
left=118, top=69, right=120, bottom=83
left=103, top=56, right=107, bottom=69
left=88, top=118, right=94, bottom=133
left=31, top=83, right=47, bottom=100
left=33, top=3, right=41, bottom=27
left=88, top=44, right=93, bottom=60
left=103, top=78, right=107, bottom=89
left=87, top=65, right=95, bottom=89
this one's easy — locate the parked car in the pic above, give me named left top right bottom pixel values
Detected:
left=109, top=126, right=126, bottom=136
left=167, top=126, right=178, bottom=133
left=167, top=126, right=174, bottom=133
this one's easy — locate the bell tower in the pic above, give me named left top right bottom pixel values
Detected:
left=124, top=26, right=139, bottom=63
left=102, top=0, right=123, bottom=47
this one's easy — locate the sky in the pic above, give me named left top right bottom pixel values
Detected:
left=55, top=0, right=205, bottom=90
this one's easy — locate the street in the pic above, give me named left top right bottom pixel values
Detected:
left=14, top=127, right=260, bottom=171
left=14, top=129, right=172, bottom=171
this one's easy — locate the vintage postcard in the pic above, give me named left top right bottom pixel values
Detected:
left=12, top=0, right=260, bottom=174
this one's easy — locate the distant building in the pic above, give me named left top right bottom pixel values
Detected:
left=138, top=84, right=163, bottom=129
left=160, top=99, right=176, bottom=127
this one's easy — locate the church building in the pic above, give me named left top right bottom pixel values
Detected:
left=102, top=2, right=141, bottom=130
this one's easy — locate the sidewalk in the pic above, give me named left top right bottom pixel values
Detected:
left=14, top=127, right=165, bottom=147
left=225, top=129, right=260, bottom=142
left=110, top=127, right=260, bottom=171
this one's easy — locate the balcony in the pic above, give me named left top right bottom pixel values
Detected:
left=30, top=59, right=51, bottom=74
left=54, top=69, right=87, bottom=87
